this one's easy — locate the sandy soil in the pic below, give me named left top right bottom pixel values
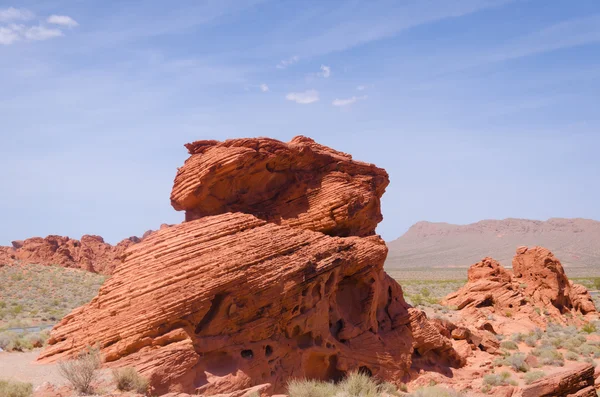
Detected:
left=0, top=350, right=111, bottom=388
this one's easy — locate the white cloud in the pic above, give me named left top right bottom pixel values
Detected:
left=356, top=85, right=366, bottom=91
left=0, top=26, right=20, bottom=45
left=319, top=65, right=331, bottom=78
left=276, top=55, right=299, bottom=69
left=332, top=95, right=367, bottom=107
left=260, top=83, right=269, bottom=92
left=0, top=7, right=34, bottom=22
left=285, top=89, right=319, bottom=104
left=47, top=15, right=79, bottom=28
left=24, top=25, right=63, bottom=41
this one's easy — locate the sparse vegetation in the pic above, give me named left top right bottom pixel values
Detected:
left=0, top=329, right=49, bottom=352
left=0, top=379, right=33, bottom=397
left=499, top=340, right=519, bottom=350
left=58, top=347, right=102, bottom=395
left=408, top=385, right=464, bottom=396
left=112, top=367, right=149, bottom=394
left=523, top=371, right=545, bottom=385
left=0, top=263, right=105, bottom=328
left=482, top=371, right=517, bottom=387
left=287, top=372, right=405, bottom=397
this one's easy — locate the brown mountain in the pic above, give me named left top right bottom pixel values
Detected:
left=385, top=218, right=600, bottom=271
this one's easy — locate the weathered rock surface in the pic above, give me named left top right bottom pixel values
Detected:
left=443, top=247, right=596, bottom=331
left=39, top=136, right=461, bottom=395
left=170, top=136, right=388, bottom=237
left=520, top=363, right=596, bottom=397
left=0, top=234, right=144, bottom=274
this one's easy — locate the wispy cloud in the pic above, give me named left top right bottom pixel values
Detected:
left=319, top=65, right=331, bottom=78
left=356, top=85, right=366, bottom=91
left=332, top=95, right=367, bottom=107
left=0, top=7, right=34, bottom=22
left=286, top=89, right=319, bottom=104
left=0, top=7, right=78, bottom=45
left=287, top=0, right=517, bottom=57
left=486, top=14, right=600, bottom=63
left=47, top=15, right=79, bottom=28
left=276, top=55, right=299, bottom=69
left=260, top=83, right=269, bottom=92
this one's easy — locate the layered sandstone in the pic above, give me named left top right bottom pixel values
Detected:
left=444, top=246, right=596, bottom=331
left=521, top=363, right=596, bottom=397
left=39, top=136, right=462, bottom=395
left=0, top=234, right=143, bottom=274
left=170, top=136, right=388, bottom=237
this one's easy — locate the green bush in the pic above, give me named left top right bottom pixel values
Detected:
left=500, top=340, right=519, bottom=350
left=582, top=322, right=597, bottom=334
left=523, top=371, right=545, bottom=385
left=505, top=353, right=530, bottom=372
left=532, top=346, right=564, bottom=367
left=565, top=351, right=580, bottom=361
left=483, top=371, right=516, bottom=387
left=0, top=379, right=33, bottom=397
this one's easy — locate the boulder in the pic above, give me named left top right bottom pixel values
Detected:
left=521, top=363, right=595, bottom=397
left=39, top=136, right=461, bottom=395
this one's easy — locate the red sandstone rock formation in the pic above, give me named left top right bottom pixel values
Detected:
left=39, top=136, right=461, bottom=395
left=0, top=234, right=144, bottom=274
left=521, top=363, right=596, bottom=397
left=443, top=246, right=597, bottom=332
left=170, top=136, right=388, bottom=237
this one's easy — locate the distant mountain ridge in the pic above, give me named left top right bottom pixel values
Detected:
left=385, top=218, right=600, bottom=270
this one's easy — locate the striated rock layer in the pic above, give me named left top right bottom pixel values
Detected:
left=39, top=136, right=462, bottom=395
left=0, top=234, right=142, bottom=274
left=170, top=136, right=388, bottom=237
left=444, top=246, right=596, bottom=331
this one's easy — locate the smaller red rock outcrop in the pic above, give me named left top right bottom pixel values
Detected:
left=0, top=234, right=146, bottom=274
left=444, top=247, right=597, bottom=331
left=521, top=363, right=596, bottom=397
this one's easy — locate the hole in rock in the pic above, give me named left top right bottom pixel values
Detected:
left=241, top=349, right=254, bottom=359
left=508, top=304, right=513, bottom=308
left=265, top=345, right=273, bottom=357
left=335, top=276, right=372, bottom=326
left=312, top=284, right=321, bottom=300
left=325, top=273, right=336, bottom=295
left=476, top=297, right=494, bottom=308
left=297, top=332, right=313, bottom=349
left=330, top=319, right=344, bottom=339
left=195, top=293, right=227, bottom=334
left=358, top=366, right=372, bottom=377
left=292, top=325, right=301, bottom=337
left=304, top=354, right=346, bottom=382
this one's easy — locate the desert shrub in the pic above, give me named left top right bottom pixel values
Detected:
left=565, top=351, right=580, bottom=361
left=532, top=346, right=564, bottom=366
left=511, top=333, right=525, bottom=342
left=500, top=340, right=519, bottom=350
left=112, top=367, right=148, bottom=394
left=582, top=322, right=597, bottom=334
left=59, top=348, right=102, bottom=395
left=409, top=385, right=464, bottom=396
left=0, top=379, right=33, bottom=397
left=564, top=336, right=585, bottom=352
left=523, top=371, right=545, bottom=385
left=0, top=331, right=47, bottom=352
left=483, top=371, right=516, bottom=387
left=337, top=371, right=380, bottom=397
left=504, top=353, right=530, bottom=372
left=524, top=336, right=538, bottom=347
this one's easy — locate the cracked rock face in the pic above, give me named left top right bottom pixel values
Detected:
left=39, top=136, right=460, bottom=395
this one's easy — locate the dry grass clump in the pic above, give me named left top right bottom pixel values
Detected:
left=287, top=372, right=401, bottom=397
left=531, top=345, right=564, bottom=367
left=0, top=330, right=49, bottom=352
left=483, top=371, right=517, bottom=387
left=496, top=353, right=529, bottom=372
left=0, top=379, right=33, bottom=397
left=112, top=367, right=149, bottom=394
left=523, top=370, right=545, bottom=385
left=58, top=347, right=102, bottom=395
left=499, top=340, right=519, bottom=351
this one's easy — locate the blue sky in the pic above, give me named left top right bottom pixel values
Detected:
left=1, top=0, right=599, bottom=244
